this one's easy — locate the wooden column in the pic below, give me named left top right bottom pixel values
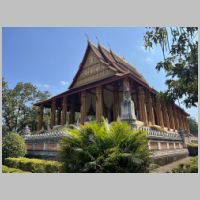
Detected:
left=168, top=106, right=175, bottom=131
left=177, top=109, right=183, bottom=130
left=184, top=115, right=188, bottom=131
left=138, top=86, right=148, bottom=125
left=185, top=116, right=190, bottom=133
left=180, top=112, right=184, bottom=130
left=57, top=107, right=61, bottom=125
left=177, top=109, right=181, bottom=129
left=96, top=86, right=103, bottom=122
left=146, top=92, right=155, bottom=125
left=69, top=102, right=75, bottom=124
left=61, top=95, right=67, bottom=125
left=182, top=114, right=187, bottom=131
left=113, top=84, right=120, bottom=121
left=162, top=105, right=170, bottom=130
left=173, top=106, right=180, bottom=130
left=155, top=96, right=164, bottom=128
left=37, top=105, right=44, bottom=131
left=80, top=90, right=86, bottom=124
left=51, top=99, right=56, bottom=128
left=184, top=115, right=189, bottom=132
left=132, top=89, right=139, bottom=120
left=184, top=116, right=188, bottom=131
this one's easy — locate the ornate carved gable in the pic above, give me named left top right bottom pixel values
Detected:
left=71, top=47, right=116, bottom=88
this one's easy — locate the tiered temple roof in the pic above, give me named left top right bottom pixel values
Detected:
left=69, top=41, right=148, bottom=89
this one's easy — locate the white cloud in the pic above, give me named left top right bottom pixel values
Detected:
left=43, top=84, right=50, bottom=89
left=60, top=80, right=69, bottom=86
left=36, top=83, right=50, bottom=89
left=145, top=57, right=153, bottom=63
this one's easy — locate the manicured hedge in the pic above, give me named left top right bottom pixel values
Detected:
left=2, top=165, right=30, bottom=173
left=187, top=143, right=198, bottom=156
left=5, top=157, right=62, bottom=173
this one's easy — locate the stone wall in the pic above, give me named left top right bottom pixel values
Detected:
left=148, top=140, right=184, bottom=151
left=24, top=127, right=188, bottom=163
left=24, top=130, right=66, bottom=160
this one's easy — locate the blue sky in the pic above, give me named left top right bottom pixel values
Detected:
left=2, top=27, right=198, bottom=120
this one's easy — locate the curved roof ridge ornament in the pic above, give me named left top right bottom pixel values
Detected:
left=85, top=33, right=90, bottom=42
left=108, top=43, right=112, bottom=52
left=95, top=36, right=100, bottom=46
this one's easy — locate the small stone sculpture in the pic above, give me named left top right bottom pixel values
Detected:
left=120, top=81, right=137, bottom=125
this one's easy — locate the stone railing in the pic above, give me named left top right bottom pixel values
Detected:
left=24, top=126, right=183, bottom=142
left=133, top=127, right=182, bottom=141
left=24, top=129, right=68, bottom=141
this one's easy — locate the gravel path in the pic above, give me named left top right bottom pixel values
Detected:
left=152, top=157, right=191, bottom=173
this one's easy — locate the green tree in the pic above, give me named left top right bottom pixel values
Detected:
left=188, top=117, right=198, bottom=136
left=2, top=132, right=27, bottom=161
left=144, top=27, right=198, bottom=108
left=2, top=78, right=50, bottom=136
left=60, top=120, right=150, bottom=173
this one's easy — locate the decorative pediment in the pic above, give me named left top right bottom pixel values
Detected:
left=71, top=47, right=115, bottom=88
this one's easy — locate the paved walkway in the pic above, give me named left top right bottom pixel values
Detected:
left=152, top=157, right=191, bottom=173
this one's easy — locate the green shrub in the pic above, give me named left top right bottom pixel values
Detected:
left=171, top=157, right=198, bottom=173
left=2, top=132, right=27, bottom=162
left=2, top=165, right=30, bottom=173
left=60, top=120, right=151, bottom=173
left=187, top=143, right=198, bottom=156
left=5, top=157, right=62, bottom=173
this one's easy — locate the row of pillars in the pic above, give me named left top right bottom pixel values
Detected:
left=37, top=85, right=104, bottom=130
left=133, top=86, right=189, bottom=132
left=37, top=78, right=189, bottom=132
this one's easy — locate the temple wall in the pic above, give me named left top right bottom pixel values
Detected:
left=25, top=133, right=63, bottom=160
left=148, top=140, right=184, bottom=151
left=24, top=127, right=189, bottom=164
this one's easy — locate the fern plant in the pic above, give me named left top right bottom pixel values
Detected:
left=59, top=120, right=151, bottom=173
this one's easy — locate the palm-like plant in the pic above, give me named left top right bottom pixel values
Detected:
left=59, top=120, right=151, bottom=173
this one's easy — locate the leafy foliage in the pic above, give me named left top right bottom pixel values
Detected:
left=4, top=157, right=62, bottom=173
left=171, top=156, right=198, bottom=173
left=2, top=133, right=27, bottom=161
left=60, top=120, right=151, bottom=173
left=188, top=117, right=198, bottom=136
left=2, top=78, right=50, bottom=136
left=144, top=27, right=198, bottom=108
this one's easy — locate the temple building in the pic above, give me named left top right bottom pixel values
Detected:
left=26, top=41, right=190, bottom=163
left=34, top=41, right=190, bottom=133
